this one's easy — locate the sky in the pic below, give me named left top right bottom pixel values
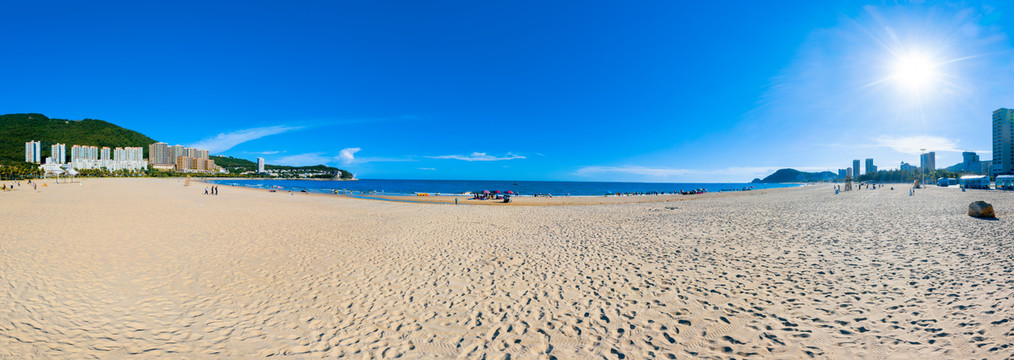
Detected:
left=3, top=1, right=1013, bottom=182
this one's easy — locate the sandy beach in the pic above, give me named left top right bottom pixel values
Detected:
left=1, top=178, right=1012, bottom=359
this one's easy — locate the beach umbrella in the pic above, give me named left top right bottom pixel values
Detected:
left=496, top=190, right=501, bottom=193
left=483, top=190, right=490, bottom=194
left=507, top=190, right=514, bottom=194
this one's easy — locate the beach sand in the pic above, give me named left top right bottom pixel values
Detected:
left=1, top=178, right=1012, bottom=358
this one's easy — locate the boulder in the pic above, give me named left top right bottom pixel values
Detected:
left=968, top=201, right=996, bottom=219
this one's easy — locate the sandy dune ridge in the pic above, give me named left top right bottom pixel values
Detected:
left=0, top=178, right=1012, bottom=359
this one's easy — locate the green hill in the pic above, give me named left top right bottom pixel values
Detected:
left=752, top=168, right=838, bottom=183
left=0, top=113, right=156, bottom=164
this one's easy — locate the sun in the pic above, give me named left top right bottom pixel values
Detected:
left=892, top=52, right=939, bottom=91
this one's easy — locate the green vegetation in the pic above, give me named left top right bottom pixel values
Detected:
left=0, top=113, right=156, bottom=165
left=0, top=162, right=42, bottom=180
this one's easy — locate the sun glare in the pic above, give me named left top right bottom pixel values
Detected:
left=892, top=53, right=938, bottom=91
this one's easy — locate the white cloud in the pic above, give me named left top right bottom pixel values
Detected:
left=417, top=167, right=437, bottom=171
left=874, top=135, right=960, bottom=155
left=244, top=150, right=284, bottom=155
left=189, top=125, right=302, bottom=154
left=270, top=152, right=334, bottom=166
left=338, top=147, right=361, bottom=165
left=427, top=152, right=526, bottom=161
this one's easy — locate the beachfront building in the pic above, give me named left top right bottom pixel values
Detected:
left=837, top=169, right=846, bottom=179
left=865, top=158, right=876, bottom=175
left=151, top=142, right=217, bottom=173
left=71, top=145, right=99, bottom=169
left=900, top=162, right=918, bottom=172
left=70, top=145, right=147, bottom=171
left=50, top=143, right=66, bottom=164
left=920, top=152, right=935, bottom=174
left=149, top=142, right=170, bottom=166
left=994, top=108, right=1014, bottom=175
left=25, top=140, right=41, bottom=163
left=846, top=167, right=853, bottom=179
left=257, top=157, right=265, bottom=173
left=853, top=160, right=861, bottom=177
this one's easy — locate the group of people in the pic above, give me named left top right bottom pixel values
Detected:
left=204, top=185, right=220, bottom=195
left=2, top=180, right=40, bottom=192
left=472, top=192, right=511, bottom=200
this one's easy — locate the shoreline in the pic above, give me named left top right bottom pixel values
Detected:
left=198, top=178, right=804, bottom=206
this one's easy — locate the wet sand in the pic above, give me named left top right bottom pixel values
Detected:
left=1, top=178, right=1012, bottom=358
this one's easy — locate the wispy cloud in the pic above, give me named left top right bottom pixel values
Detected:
left=268, top=148, right=414, bottom=167
left=189, top=125, right=302, bottom=154
left=244, top=150, right=285, bottom=155
left=417, top=167, right=437, bottom=171
left=427, top=152, right=526, bottom=161
left=873, top=135, right=960, bottom=155
left=270, top=152, right=335, bottom=166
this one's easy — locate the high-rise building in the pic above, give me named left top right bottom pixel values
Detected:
left=257, top=157, right=265, bottom=173
left=169, top=145, right=185, bottom=161
left=994, top=108, right=1014, bottom=175
left=864, top=158, right=876, bottom=175
left=846, top=167, right=853, bottom=178
left=101, top=147, right=111, bottom=161
left=900, top=162, right=917, bottom=172
left=25, top=140, right=41, bottom=163
left=50, top=143, right=66, bottom=164
left=149, top=142, right=170, bottom=165
left=853, top=160, right=861, bottom=177
left=920, top=152, right=936, bottom=173
left=837, top=169, right=846, bottom=179
left=958, top=151, right=983, bottom=174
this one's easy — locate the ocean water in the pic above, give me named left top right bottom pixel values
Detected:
left=206, top=179, right=801, bottom=196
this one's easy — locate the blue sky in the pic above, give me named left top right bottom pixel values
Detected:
left=3, top=1, right=1013, bottom=181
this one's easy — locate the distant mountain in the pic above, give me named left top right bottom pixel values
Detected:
left=0, top=113, right=156, bottom=164
left=752, top=168, right=837, bottom=183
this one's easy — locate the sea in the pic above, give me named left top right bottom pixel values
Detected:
left=205, top=179, right=801, bottom=196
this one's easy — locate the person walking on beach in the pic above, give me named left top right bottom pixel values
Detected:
left=205, top=186, right=209, bottom=195
left=454, top=197, right=458, bottom=205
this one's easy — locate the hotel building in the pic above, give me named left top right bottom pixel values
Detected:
left=852, top=160, right=860, bottom=177
left=994, top=108, right=1014, bottom=175
left=25, top=141, right=41, bottom=163
left=258, top=157, right=265, bottom=173
left=864, top=158, right=876, bottom=175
